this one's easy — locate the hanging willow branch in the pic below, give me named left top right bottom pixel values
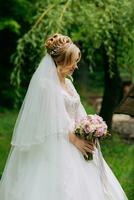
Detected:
left=10, top=1, right=74, bottom=107
left=11, top=3, right=55, bottom=80
left=31, top=4, right=56, bottom=31
left=56, top=0, right=71, bottom=32
left=10, top=3, right=56, bottom=105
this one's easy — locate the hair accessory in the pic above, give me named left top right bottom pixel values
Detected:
left=49, top=42, right=73, bottom=56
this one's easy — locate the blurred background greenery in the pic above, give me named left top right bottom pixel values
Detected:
left=0, top=0, right=134, bottom=199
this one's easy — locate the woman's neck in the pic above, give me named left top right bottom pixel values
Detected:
left=57, top=68, right=66, bottom=84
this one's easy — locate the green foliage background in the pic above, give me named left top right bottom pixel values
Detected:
left=4, top=0, right=134, bottom=106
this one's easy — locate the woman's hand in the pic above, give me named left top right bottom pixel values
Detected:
left=68, top=132, right=94, bottom=158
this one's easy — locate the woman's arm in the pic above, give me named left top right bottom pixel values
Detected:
left=68, top=132, right=77, bottom=144
left=66, top=79, right=94, bottom=155
left=68, top=132, right=94, bottom=157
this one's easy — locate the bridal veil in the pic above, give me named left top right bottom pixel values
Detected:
left=11, top=53, right=72, bottom=150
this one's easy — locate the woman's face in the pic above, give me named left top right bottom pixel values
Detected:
left=58, top=53, right=80, bottom=76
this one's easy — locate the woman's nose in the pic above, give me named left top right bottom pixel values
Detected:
left=73, top=65, right=78, bottom=70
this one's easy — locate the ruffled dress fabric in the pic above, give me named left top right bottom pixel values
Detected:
left=0, top=78, right=128, bottom=200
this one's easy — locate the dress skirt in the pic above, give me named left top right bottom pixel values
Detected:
left=0, top=134, right=128, bottom=200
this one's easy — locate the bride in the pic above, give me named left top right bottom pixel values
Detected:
left=0, top=33, right=128, bottom=200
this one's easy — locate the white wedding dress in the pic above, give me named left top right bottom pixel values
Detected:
left=0, top=77, right=128, bottom=200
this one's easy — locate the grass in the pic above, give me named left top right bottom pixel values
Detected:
left=0, top=109, right=18, bottom=176
left=0, top=108, right=134, bottom=199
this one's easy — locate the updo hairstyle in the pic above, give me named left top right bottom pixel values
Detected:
left=45, top=33, right=81, bottom=67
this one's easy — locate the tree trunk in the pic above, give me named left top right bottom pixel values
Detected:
left=99, top=47, right=123, bottom=130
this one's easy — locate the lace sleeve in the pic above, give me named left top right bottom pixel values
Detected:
left=66, top=78, right=87, bottom=122
left=75, top=100, right=87, bottom=122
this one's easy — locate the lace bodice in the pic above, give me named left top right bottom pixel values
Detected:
left=61, top=79, right=80, bottom=119
left=61, top=78, right=87, bottom=131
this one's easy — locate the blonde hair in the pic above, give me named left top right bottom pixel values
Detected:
left=45, top=33, right=81, bottom=67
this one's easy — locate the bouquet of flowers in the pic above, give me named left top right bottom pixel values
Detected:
left=74, top=114, right=109, bottom=161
